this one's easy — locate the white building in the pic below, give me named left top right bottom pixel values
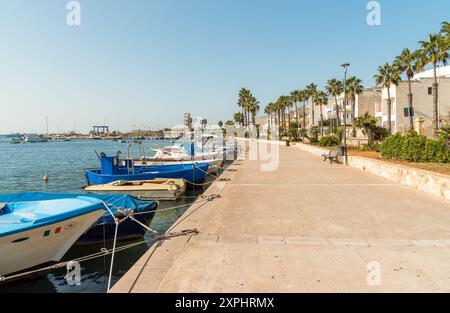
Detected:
left=378, top=65, right=450, bottom=136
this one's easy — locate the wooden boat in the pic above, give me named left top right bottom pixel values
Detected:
left=0, top=195, right=105, bottom=278
left=85, top=178, right=186, bottom=201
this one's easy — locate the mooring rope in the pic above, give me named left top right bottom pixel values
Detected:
left=0, top=194, right=221, bottom=285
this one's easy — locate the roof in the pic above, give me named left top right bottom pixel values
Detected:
left=414, top=65, right=450, bottom=80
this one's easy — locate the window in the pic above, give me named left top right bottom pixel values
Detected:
left=428, top=87, right=433, bottom=95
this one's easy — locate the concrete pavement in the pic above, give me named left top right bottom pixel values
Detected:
left=111, top=142, right=450, bottom=292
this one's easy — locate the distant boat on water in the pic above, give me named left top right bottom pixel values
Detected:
left=24, top=134, right=48, bottom=143
left=6, top=133, right=21, bottom=138
left=9, top=138, right=23, bottom=144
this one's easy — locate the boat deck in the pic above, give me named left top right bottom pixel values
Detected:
left=111, top=141, right=450, bottom=292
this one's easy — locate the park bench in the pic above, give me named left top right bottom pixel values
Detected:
left=322, top=148, right=340, bottom=164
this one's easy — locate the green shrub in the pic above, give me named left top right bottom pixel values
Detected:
left=319, top=135, right=340, bottom=147
left=288, top=127, right=299, bottom=141
left=372, top=126, right=389, bottom=142
left=399, top=132, right=427, bottom=162
left=308, top=126, right=319, bottom=143
left=362, top=142, right=381, bottom=152
left=380, top=133, right=403, bottom=159
left=380, top=132, right=450, bottom=163
left=424, top=136, right=450, bottom=163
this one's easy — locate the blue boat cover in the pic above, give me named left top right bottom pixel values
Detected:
left=0, top=192, right=156, bottom=223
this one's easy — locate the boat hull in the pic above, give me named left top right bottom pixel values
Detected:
left=0, top=210, right=104, bottom=277
left=85, top=163, right=209, bottom=186
left=85, top=179, right=186, bottom=201
left=132, top=159, right=222, bottom=174
left=75, top=202, right=158, bottom=245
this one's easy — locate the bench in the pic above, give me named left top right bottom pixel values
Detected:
left=322, top=148, right=340, bottom=164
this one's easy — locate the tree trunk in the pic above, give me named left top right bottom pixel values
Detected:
left=295, top=102, right=299, bottom=132
left=407, top=76, right=414, bottom=131
left=351, top=94, right=356, bottom=137
left=320, top=104, right=324, bottom=137
left=387, top=88, right=392, bottom=134
left=287, top=108, right=291, bottom=131
left=334, top=97, right=341, bottom=127
left=311, top=99, right=315, bottom=127
left=432, top=62, right=439, bottom=137
left=303, top=102, right=306, bottom=128
left=277, top=110, right=281, bottom=136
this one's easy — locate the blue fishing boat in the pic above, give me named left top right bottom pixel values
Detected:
left=0, top=195, right=105, bottom=278
left=85, top=155, right=209, bottom=186
left=0, top=193, right=158, bottom=246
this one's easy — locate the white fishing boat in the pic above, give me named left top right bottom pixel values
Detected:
left=24, top=134, right=48, bottom=143
left=149, top=145, right=220, bottom=162
left=0, top=196, right=105, bottom=279
left=85, top=178, right=186, bottom=201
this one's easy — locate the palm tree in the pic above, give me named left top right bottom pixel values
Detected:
left=393, top=49, right=420, bottom=131
left=374, top=63, right=401, bottom=134
left=237, top=88, right=250, bottom=127
left=306, top=83, right=317, bottom=126
left=275, top=99, right=282, bottom=135
left=290, top=90, right=302, bottom=131
left=326, top=79, right=344, bottom=128
left=249, top=96, right=260, bottom=126
left=277, top=96, right=289, bottom=135
left=354, top=113, right=378, bottom=143
left=418, top=34, right=450, bottom=136
left=441, top=21, right=450, bottom=39
left=313, top=91, right=328, bottom=136
left=233, top=112, right=244, bottom=126
left=286, top=96, right=294, bottom=130
left=301, top=89, right=308, bottom=128
left=346, top=76, right=364, bottom=136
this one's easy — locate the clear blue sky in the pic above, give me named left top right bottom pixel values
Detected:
left=1, top=0, right=449, bottom=133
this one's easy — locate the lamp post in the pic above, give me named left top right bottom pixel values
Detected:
left=341, top=63, right=350, bottom=165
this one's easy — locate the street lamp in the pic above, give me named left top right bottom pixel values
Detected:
left=341, top=63, right=350, bottom=165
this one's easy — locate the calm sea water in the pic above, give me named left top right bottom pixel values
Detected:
left=0, top=136, right=208, bottom=293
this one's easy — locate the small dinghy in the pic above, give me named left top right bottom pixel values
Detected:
left=85, top=155, right=209, bottom=186
left=0, top=195, right=105, bottom=278
left=85, top=178, right=186, bottom=201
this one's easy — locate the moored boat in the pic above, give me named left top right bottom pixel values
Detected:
left=85, top=178, right=186, bottom=201
left=85, top=155, right=209, bottom=186
left=0, top=193, right=159, bottom=248
left=24, top=134, right=48, bottom=143
left=133, top=159, right=222, bottom=174
left=0, top=195, right=105, bottom=278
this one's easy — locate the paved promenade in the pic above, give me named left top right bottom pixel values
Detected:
left=111, top=142, right=450, bottom=292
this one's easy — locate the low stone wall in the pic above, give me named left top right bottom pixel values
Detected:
left=294, top=143, right=450, bottom=202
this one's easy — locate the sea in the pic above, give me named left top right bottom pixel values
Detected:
left=0, top=135, right=210, bottom=293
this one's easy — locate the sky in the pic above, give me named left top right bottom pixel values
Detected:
left=0, top=0, right=449, bottom=134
